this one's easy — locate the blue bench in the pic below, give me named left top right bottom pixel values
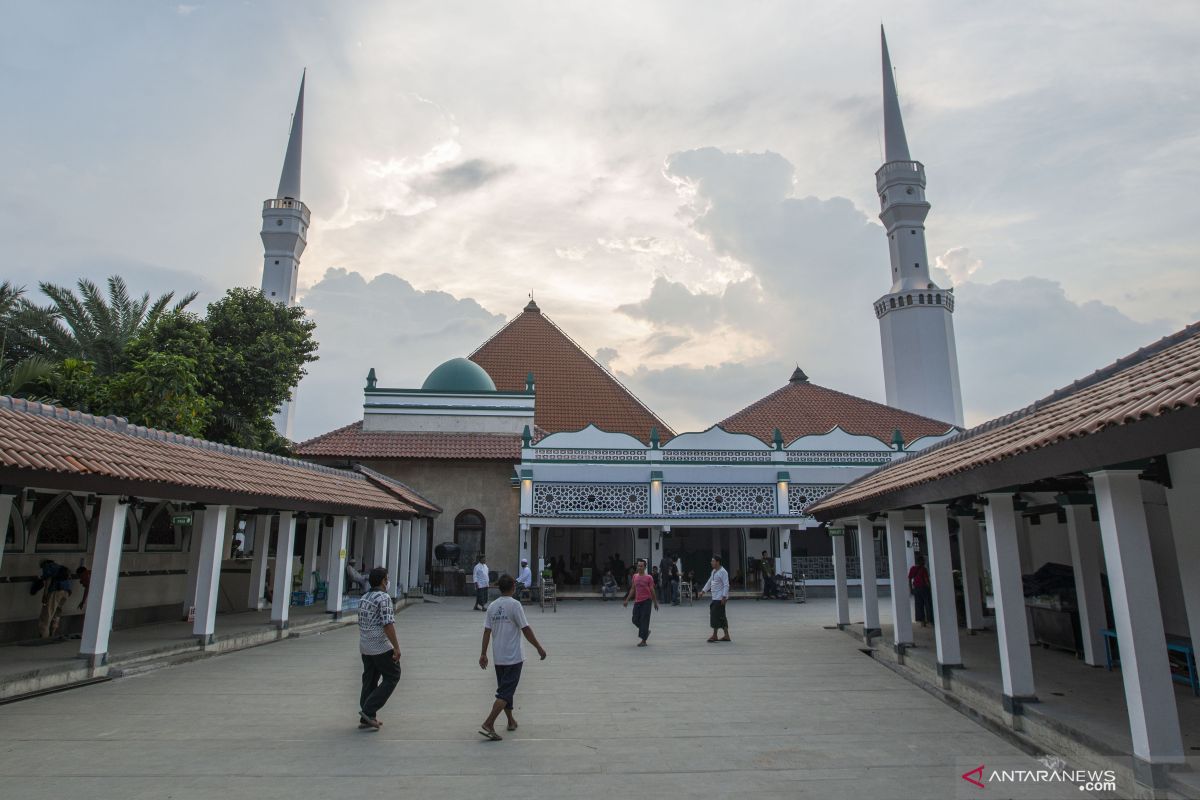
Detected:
left=1101, top=628, right=1198, bottom=696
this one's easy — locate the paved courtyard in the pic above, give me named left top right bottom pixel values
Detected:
left=0, top=597, right=1098, bottom=799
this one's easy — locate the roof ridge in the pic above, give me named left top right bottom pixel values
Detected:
left=0, top=396, right=367, bottom=482
left=352, top=463, right=443, bottom=513
left=295, top=419, right=362, bottom=448
left=720, top=376, right=956, bottom=430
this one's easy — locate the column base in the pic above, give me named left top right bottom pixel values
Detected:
left=936, top=662, right=963, bottom=678
left=329, top=611, right=342, bottom=621
left=274, top=620, right=289, bottom=631
left=84, top=652, right=107, bottom=669
left=1001, top=693, right=1038, bottom=715
left=893, top=642, right=913, bottom=655
left=836, top=622, right=848, bottom=630
left=197, top=633, right=215, bottom=647
left=1133, top=757, right=1178, bottom=790
left=863, top=627, right=882, bottom=638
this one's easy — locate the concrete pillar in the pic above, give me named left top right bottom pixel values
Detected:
left=372, top=518, right=388, bottom=578
left=181, top=509, right=205, bottom=619
left=325, top=516, right=350, bottom=618
left=649, top=526, right=662, bottom=567
left=1091, top=470, right=1184, bottom=779
left=301, top=517, right=320, bottom=591
left=0, top=492, right=14, bottom=576
left=831, top=526, right=849, bottom=629
left=193, top=505, right=230, bottom=645
left=407, top=518, right=420, bottom=591
left=398, top=519, right=413, bottom=594
left=1064, top=502, right=1107, bottom=666
left=270, top=512, right=297, bottom=629
left=923, top=504, right=962, bottom=675
left=1165, top=449, right=1200, bottom=657
left=79, top=496, right=130, bottom=668
left=886, top=511, right=914, bottom=650
left=247, top=513, right=271, bottom=610
left=904, top=529, right=916, bottom=573
left=414, top=518, right=428, bottom=590
left=855, top=517, right=880, bottom=636
left=956, top=514, right=987, bottom=631
left=982, top=493, right=1037, bottom=711
left=386, top=521, right=402, bottom=599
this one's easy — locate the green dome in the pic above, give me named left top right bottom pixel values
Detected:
left=421, top=358, right=497, bottom=392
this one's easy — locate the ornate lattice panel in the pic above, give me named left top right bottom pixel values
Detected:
left=662, top=450, right=772, bottom=463
left=786, top=450, right=893, bottom=465
left=663, top=484, right=775, bottom=515
left=535, top=448, right=646, bottom=462
left=533, top=483, right=649, bottom=516
left=787, top=484, right=841, bottom=516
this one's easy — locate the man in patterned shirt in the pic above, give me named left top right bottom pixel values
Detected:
left=357, top=567, right=401, bottom=730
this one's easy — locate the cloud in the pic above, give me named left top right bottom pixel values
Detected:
left=935, top=247, right=983, bottom=285
left=292, top=268, right=505, bottom=441
left=617, top=147, right=1172, bottom=429
left=594, top=347, right=618, bottom=368
left=417, top=158, right=512, bottom=196
left=176, top=4, right=197, bottom=15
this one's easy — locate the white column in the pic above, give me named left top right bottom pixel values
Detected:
left=270, top=512, right=297, bottom=629
left=0, top=492, right=14, bottom=576
left=923, top=504, right=962, bottom=673
left=650, top=526, right=662, bottom=567
left=325, top=516, right=350, bottom=617
left=413, top=518, right=428, bottom=591
left=193, top=505, right=230, bottom=644
left=372, top=518, right=388, bottom=569
left=79, top=496, right=130, bottom=668
left=885, top=511, right=913, bottom=649
left=301, top=517, right=320, bottom=591
left=399, top=519, right=413, bottom=594
left=956, top=514, right=987, bottom=631
left=1091, top=470, right=1184, bottom=772
left=904, top=529, right=916, bottom=573
left=1165, top=450, right=1200, bottom=657
left=247, top=513, right=271, bottom=610
left=406, top=518, right=420, bottom=591
left=855, top=517, right=880, bottom=635
left=386, top=521, right=402, bottom=599
left=982, top=493, right=1037, bottom=709
left=1064, top=502, right=1108, bottom=666
left=831, top=526, right=849, bottom=629
left=181, top=509, right=206, bottom=619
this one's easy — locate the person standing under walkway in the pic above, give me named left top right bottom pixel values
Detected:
left=357, top=567, right=401, bottom=731
left=37, top=561, right=72, bottom=639
left=516, top=559, right=532, bottom=593
left=479, top=574, right=546, bottom=740
left=472, top=554, right=490, bottom=612
left=700, top=555, right=731, bottom=643
left=623, top=558, right=659, bottom=647
left=908, top=554, right=933, bottom=628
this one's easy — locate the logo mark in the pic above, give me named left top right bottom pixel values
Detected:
left=962, top=764, right=986, bottom=788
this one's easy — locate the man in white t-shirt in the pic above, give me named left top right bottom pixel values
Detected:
left=478, top=574, right=547, bottom=740
left=472, top=554, right=491, bottom=612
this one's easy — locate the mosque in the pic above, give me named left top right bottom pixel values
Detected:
left=292, top=29, right=963, bottom=590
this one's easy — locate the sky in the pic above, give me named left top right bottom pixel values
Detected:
left=2, top=2, right=1197, bottom=441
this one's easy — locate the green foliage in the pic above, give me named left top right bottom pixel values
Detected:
left=202, top=288, right=318, bottom=450
left=9, top=276, right=197, bottom=375
left=108, top=353, right=209, bottom=436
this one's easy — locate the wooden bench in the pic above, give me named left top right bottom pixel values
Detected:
left=1101, top=628, right=1198, bottom=696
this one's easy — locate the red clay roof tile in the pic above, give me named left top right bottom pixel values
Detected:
left=296, top=422, right=524, bottom=462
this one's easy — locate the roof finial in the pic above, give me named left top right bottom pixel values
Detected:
left=789, top=365, right=809, bottom=383
left=891, top=428, right=905, bottom=451
left=277, top=70, right=305, bottom=200
left=880, top=27, right=911, bottom=163
left=524, top=295, right=540, bottom=313
left=365, top=367, right=377, bottom=390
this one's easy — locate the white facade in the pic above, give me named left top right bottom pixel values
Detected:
left=873, top=29, right=964, bottom=426
left=260, top=73, right=308, bottom=440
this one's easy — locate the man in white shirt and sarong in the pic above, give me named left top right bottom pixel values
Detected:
left=700, top=555, right=732, bottom=643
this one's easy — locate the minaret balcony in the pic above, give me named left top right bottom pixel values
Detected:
left=263, top=197, right=311, bottom=225
left=873, top=288, right=954, bottom=319
left=875, top=160, right=926, bottom=193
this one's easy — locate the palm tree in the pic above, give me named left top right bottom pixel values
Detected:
left=10, top=276, right=197, bottom=376
left=0, top=282, right=56, bottom=399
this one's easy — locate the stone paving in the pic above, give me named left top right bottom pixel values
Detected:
left=0, top=597, right=1099, bottom=799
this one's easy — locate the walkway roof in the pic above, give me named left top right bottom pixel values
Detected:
left=808, top=322, right=1200, bottom=520
left=0, top=396, right=437, bottom=517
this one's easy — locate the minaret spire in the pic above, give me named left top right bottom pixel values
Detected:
left=259, top=71, right=312, bottom=440
left=871, top=28, right=964, bottom=426
left=277, top=70, right=305, bottom=200
left=880, top=26, right=911, bottom=163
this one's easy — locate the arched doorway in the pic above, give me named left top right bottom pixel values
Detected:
left=454, top=510, right=486, bottom=567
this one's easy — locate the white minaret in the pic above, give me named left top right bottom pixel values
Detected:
left=873, top=28, right=964, bottom=426
left=260, top=71, right=308, bottom=439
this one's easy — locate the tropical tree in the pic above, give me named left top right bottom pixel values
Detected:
left=0, top=281, right=56, bottom=399
left=10, top=276, right=197, bottom=376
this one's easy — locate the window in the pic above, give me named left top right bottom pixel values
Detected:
left=454, top=510, right=486, bottom=566
left=33, top=493, right=87, bottom=551
left=906, top=295, right=913, bottom=305
left=890, top=298, right=896, bottom=308
left=143, top=502, right=184, bottom=551
left=936, top=294, right=942, bottom=304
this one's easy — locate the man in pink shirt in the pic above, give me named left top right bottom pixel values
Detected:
left=623, top=558, right=660, bottom=647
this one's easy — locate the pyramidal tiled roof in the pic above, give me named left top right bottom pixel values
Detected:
left=719, top=368, right=958, bottom=445
left=469, top=300, right=674, bottom=443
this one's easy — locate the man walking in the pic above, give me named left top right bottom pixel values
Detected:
left=623, top=558, right=659, bottom=647
left=472, top=554, right=490, bottom=612
left=357, top=567, right=401, bottom=730
left=699, top=555, right=731, bottom=643
left=479, top=574, right=547, bottom=740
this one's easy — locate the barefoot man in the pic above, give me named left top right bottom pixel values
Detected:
left=622, top=558, right=659, bottom=647
left=479, top=574, right=546, bottom=740
left=699, top=555, right=732, bottom=643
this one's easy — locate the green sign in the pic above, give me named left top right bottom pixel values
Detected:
left=171, top=514, right=194, bottom=526
left=828, top=527, right=845, bottom=537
